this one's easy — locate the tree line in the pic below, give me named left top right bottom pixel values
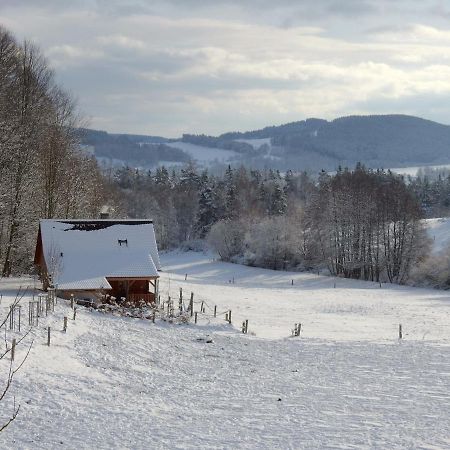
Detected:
left=0, top=26, right=109, bottom=275
left=113, top=163, right=429, bottom=283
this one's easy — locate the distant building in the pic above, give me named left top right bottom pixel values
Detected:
left=34, top=219, right=160, bottom=303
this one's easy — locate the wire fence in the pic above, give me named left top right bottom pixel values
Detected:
left=2, top=282, right=448, bottom=354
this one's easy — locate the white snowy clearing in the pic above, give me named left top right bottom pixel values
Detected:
left=166, top=141, right=239, bottom=164
left=426, top=217, right=450, bottom=254
left=0, top=251, right=449, bottom=449
left=390, top=163, right=450, bottom=177
left=234, top=138, right=272, bottom=149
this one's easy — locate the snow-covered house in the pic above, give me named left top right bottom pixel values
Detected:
left=34, top=219, right=160, bottom=302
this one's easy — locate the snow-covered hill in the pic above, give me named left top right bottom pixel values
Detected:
left=0, top=253, right=449, bottom=449
left=81, top=115, right=450, bottom=172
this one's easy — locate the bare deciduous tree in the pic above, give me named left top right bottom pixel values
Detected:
left=0, top=25, right=106, bottom=276
left=309, top=166, right=427, bottom=283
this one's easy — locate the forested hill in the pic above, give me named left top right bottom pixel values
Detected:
left=79, top=115, right=450, bottom=171
left=260, top=115, right=450, bottom=167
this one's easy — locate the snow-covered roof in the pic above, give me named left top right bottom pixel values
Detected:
left=38, top=219, right=160, bottom=290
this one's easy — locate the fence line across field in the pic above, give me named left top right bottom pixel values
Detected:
left=2, top=286, right=447, bottom=352
left=0, top=285, right=234, bottom=359
left=163, top=285, right=443, bottom=341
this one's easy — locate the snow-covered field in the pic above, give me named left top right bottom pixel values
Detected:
left=390, top=163, right=450, bottom=176
left=235, top=138, right=272, bottom=149
left=0, top=252, right=450, bottom=449
left=166, top=141, right=238, bottom=164
left=426, top=217, right=450, bottom=254
left=160, top=252, right=450, bottom=342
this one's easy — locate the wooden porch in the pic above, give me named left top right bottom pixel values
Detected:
left=127, top=293, right=155, bottom=303
left=106, top=277, right=159, bottom=304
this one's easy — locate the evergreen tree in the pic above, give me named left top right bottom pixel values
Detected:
left=224, top=165, right=238, bottom=219
left=270, top=182, right=287, bottom=216
left=196, top=183, right=218, bottom=237
left=154, top=166, right=170, bottom=187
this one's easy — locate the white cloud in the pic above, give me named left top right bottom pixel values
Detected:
left=97, top=34, right=147, bottom=50
left=47, top=45, right=105, bottom=68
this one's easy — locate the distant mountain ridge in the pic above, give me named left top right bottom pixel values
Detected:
left=78, top=115, right=450, bottom=172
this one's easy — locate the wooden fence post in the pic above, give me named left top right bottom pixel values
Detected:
left=399, top=324, right=402, bottom=339
left=190, top=292, right=194, bottom=317
left=11, top=339, right=16, bottom=361
left=154, top=279, right=159, bottom=304
left=73, top=308, right=77, bottom=321
left=47, top=327, right=51, bottom=346
left=228, top=310, right=232, bottom=324
left=28, top=301, right=39, bottom=327
left=194, top=312, right=198, bottom=324
left=63, top=317, right=68, bottom=332
left=214, top=305, right=217, bottom=318
left=152, top=311, right=155, bottom=323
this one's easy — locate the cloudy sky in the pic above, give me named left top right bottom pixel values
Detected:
left=1, top=1, right=450, bottom=136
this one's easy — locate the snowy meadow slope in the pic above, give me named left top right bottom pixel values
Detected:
left=426, top=217, right=450, bottom=254
left=0, top=253, right=449, bottom=449
left=160, top=251, right=450, bottom=342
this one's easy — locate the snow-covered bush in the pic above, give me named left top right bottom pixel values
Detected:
left=207, top=209, right=318, bottom=270
left=409, top=245, right=450, bottom=289
left=244, top=216, right=294, bottom=270
left=207, top=219, right=247, bottom=262
left=243, top=214, right=316, bottom=270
